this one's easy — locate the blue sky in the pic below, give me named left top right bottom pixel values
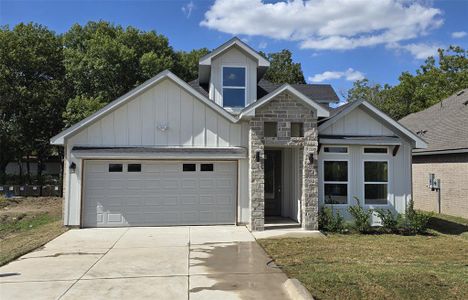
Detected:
left=1, top=0, right=467, bottom=99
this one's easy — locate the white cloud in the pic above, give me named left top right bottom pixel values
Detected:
left=201, top=0, right=443, bottom=51
left=182, top=1, right=195, bottom=18
left=452, top=31, right=467, bottom=39
left=308, top=68, right=365, bottom=83
left=258, top=41, right=268, bottom=49
left=388, top=42, right=442, bottom=59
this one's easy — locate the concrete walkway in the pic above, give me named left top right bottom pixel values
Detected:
left=0, top=226, right=290, bottom=299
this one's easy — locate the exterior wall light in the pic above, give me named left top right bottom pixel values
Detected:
left=69, top=162, right=76, bottom=173
left=308, top=153, right=314, bottom=164
left=256, top=151, right=261, bottom=162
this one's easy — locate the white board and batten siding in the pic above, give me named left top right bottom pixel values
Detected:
left=321, top=107, right=395, bottom=136
left=210, top=47, right=257, bottom=106
left=69, top=79, right=246, bottom=148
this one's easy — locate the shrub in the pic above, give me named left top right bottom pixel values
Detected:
left=399, top=199, right=433, bottom=234
left=375, top=208, right=399, bottom=233
left=319, top=206, right=346, bottom=233
left=348, top=197, right=373, bottom=233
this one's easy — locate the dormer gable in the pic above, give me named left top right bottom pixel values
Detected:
left=198, top=37, right=270, bottom=110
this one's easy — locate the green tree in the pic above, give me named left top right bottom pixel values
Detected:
left=63, top=21, right=176, bottom=103
left=260, top=49, right=306, bottom=84
left=0, top=23, right=66, bottom=182
left=174, top=48, right=210, bottom=82
left=346, top=46, right=468, bottom=119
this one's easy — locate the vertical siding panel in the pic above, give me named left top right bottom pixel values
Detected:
left=155, top=80, right=168, bottom=145
left=128, top=98, right=142, bottom=145
left=192, top=98, right=206, bottom=146
left=206, top=109, right=218, bottom=147
left=218, top=116, right=230, bottom=147
left=229, top=123, right=242, bottom=146
left=101, top=113, right=115, bottom=145
left=167, top=84, right=181, bottom=146
left=114, top=104, right=128, bottom=145
left=87, top=121, right=102, bottom=145
left=141, top=90, right=154, bottom=145
left=180, top=90, right=194, bottom=146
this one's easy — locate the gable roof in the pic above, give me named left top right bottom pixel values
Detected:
left=399, top=89, right=468, bottom=154
left=199, top=37, right=270, bottom=67
left=50, top=70, right=237, bottom=145
left=258, top=79, right=339, bottom=103
left=318, top=100, right=427, bottom=149
left=239, top=84, right=330, bottom=119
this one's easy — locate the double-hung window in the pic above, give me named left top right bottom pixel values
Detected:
left=222, top=66, right=246, bottom=108
left=364, top=161, right=388, bottom=205
left=323, top=160, right=348, bottom=204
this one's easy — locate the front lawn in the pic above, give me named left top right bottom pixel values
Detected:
left=258, top=214, right=468, bottom=300
left=0, top=197, right=67, bottom=266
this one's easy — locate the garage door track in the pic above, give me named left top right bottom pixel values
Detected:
left=0, top=226, right=290, bottom=299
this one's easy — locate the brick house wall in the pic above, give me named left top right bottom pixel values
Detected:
left=412, top=153, right=468, bottom=218
left=249, top=91, right=318, bottom=231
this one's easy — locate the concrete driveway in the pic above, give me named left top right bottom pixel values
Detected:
left=0, top=226, right=290, bottom=299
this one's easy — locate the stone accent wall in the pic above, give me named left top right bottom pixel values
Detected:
left=412, top=153, right=468, bottom=218
left=249, top=91, right=319, bottom=231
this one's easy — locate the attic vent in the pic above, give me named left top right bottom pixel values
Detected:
left=456, top=90, right=465, bottom=96
left=416, top=130, right=427, bottom=136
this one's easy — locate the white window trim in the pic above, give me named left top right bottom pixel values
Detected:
left=362, top=146, right=389, bottom=155
left=221, top=65, right=247, bottom=108
left=362, top=158, right=390, bottom=207
left=322, top=158, right=350, bottom=206
left=322, top=145, right=349, bottom=155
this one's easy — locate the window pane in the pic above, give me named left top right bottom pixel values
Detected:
left=324, top=183, right=348, bottom=204
left=223, top=88, right=245, bottom=107
left=365, top=184, right=388, bottom=205
left=324, top=147, right=348, bottom=153
left=364, top=161, right=388, bottom=182
left=324, top=161, right=347, bottom=182
left=128, top=164, right=141, bottom=172
left=109, top=164, right=123, bottom=172
left=364, top=147, right=387, bottom=154
left=200, top=164, right=214, bottom=172
left=183, top=164, right=196, bottom=172
left=291, top=122, right=304, bottom=137
left=264, top=122, right=277, bottom=137
left=223, top=67, right=245, bottom=87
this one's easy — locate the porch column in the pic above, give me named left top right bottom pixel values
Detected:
left=301, top=121, right=319, bottom=230
left=249, top=119, right=265, bottom=231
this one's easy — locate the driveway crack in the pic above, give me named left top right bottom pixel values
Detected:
left=56, top=228, right=130, bottom=299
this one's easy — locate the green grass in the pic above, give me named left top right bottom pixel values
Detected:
left=0, top=213, right=61, bottom=238
left=258, top=214, right=468, bottom=300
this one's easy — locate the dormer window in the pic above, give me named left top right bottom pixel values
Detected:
left=222, top=66, right=246, bottom=108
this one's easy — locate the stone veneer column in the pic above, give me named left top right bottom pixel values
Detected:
left=301, top=121, right=319, bottom=230
left=249, top=119, right=265, bottom=231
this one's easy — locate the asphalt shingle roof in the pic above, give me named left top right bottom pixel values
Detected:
left=399, top=89, right=468, bottom=153
left=189, top=78, right=339, bottom=103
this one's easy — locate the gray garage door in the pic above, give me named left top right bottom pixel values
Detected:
left=82, top=160, right=237, bottom=227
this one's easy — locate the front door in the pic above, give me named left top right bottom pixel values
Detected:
left=264, top=150, right=282, bottom=216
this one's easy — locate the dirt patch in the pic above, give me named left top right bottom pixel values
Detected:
left=0, top=197, right=67, bottom=266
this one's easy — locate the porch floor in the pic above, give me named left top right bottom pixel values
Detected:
left=264, top=217, right=301, bottom=230
left=254, top=217, right=324, bottom=240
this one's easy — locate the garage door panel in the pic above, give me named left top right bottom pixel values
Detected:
left=83, top=160, right=236, bottom=227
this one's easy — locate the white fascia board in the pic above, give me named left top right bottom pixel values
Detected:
left=319, top=138, right=402, bottom=146
left=50, top=70, right=237, bottom=145
left=318, top=100, right=427, bottom=149
left=199, top=37, right=270, bottom=67
left=239, top=84, right=330, bottom=119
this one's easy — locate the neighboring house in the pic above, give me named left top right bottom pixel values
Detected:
left=50, top=38, right=426, bottom=230
left=400, top=89, right=468, bottom=218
